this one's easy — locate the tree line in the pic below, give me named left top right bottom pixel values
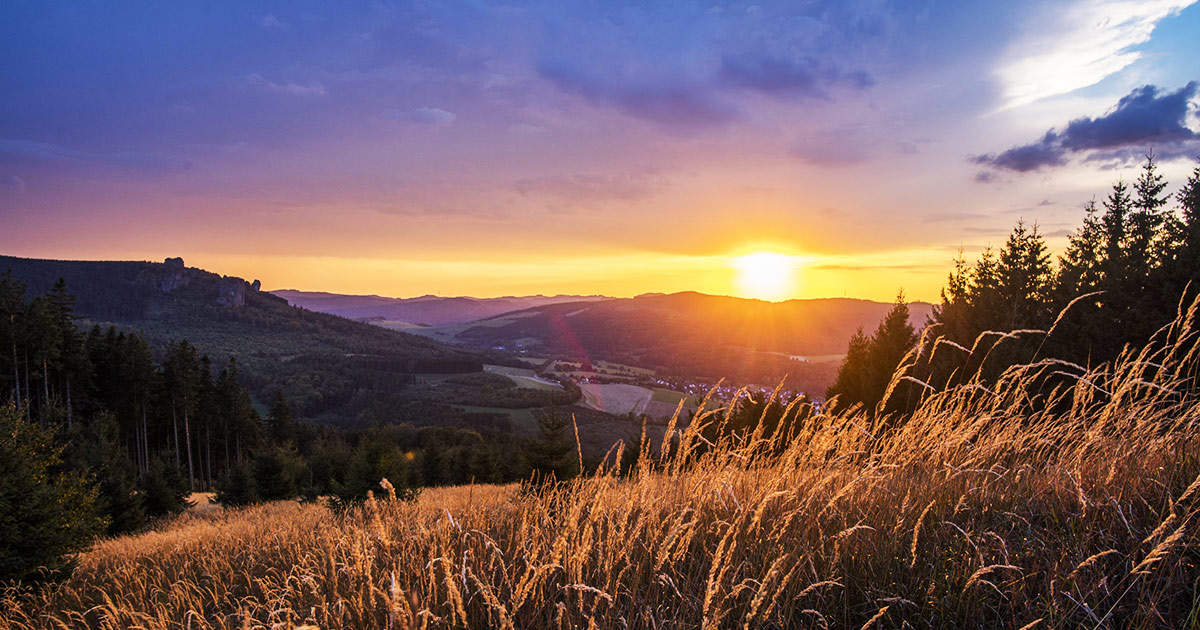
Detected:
left=829, top=155, right=1200, bottom=414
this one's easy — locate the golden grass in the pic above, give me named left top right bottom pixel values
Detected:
left=6, top=312, right=1200, bottom=628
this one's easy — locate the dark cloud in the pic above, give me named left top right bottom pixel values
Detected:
left=537, top=63, right=740, bottom=128
left=974, top=170, right=1001, bottom=184
left=972, top=82, right=1200, bottom=174
left=515, top=168, right=667, bottom=203
left=718, top=55, right=874, bottom=99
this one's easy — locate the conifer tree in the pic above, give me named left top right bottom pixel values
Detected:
left=140, top=453, right=191, bottom=518
left=0, top=403, right=102, bottom=583
left=215, top=461, right=258, bottom=507
left=525, top=407, right=577, bottom=483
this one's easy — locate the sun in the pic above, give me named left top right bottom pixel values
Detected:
left=731, top=251, right=797, bottom=301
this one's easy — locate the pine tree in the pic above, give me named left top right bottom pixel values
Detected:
left=0, top=403, right=102, bottom=583
left=827, top=326, right=871, bottom=411
left=1175, top=162, right=1200, bottom=285
left=996, top=221, right=1053, bottom=329
left=62, top=411, right=145, bottom=535
left=525, top=407, right=577, bottom=483
left=215, top=461, right=258, bottom=507
left=0, top=272, right=26, bottom=407
left=140, top=453, right=191, bottom=518
left=266, top=391, right=295, bottom=446
left=253, top=445, right=301, bottom=502
left=1057, top=199, right=1105, bottom=301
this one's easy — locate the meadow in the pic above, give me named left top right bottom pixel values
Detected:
left=4, top=310, right=1200, bottom=629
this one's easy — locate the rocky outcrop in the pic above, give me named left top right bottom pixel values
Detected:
left=250, top=279, right=261, bottom=292
left=159, top=257, right=189, bottom=292
left=215, top=277, right=246, bottom=307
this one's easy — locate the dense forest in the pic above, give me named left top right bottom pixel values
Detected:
left=830, top=155, right=1200, bottom=415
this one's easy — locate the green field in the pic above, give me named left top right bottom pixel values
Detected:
left=650, top=388, right=687, bottom=404
left=450, top=405, right=538, bottom=432
left=483, top=364, right=563, bottom=391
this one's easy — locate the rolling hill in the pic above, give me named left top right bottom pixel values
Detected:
left=271, top=290, right=605, bottom=327
left=425, top=292, right=934, bottom=393
left=0, top=255, right=490, bottom=425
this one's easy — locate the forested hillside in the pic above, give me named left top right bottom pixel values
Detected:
left=0, top=256, right=485, bottom=424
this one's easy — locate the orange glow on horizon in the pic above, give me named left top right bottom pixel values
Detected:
left=731, top=251, right=800, bottom=301
left=168, top=246, right=950, bottom=304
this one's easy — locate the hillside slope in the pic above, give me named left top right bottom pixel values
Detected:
left=0, top=255, right=483, bottom=424
left=272, top=290, right=605, bottom=326
left=440, top=292, right=933, bottom=388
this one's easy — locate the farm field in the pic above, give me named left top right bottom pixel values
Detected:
left=483, top=364, right=563, bottom=391
left=579, top=382, right=653, bottom=415
left=579, top=383, right=692, bottom=418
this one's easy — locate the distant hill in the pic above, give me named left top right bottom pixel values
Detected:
left=271, top=290, right=606, bottom=327
left=0, top=255, right=488, bottom=425
left=420, top=292, right=934, bottom=394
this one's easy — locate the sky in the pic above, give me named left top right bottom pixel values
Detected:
left=1, top=0, right=1199, bottom=303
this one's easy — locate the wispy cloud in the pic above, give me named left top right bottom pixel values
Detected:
left=0, top=139, right=191, bottom=173
left=384, top=107, right=457, bottom=126
left=247, top=73, right=325, bottom=96
left=994, top=0, right=1196, bottom=110
left=972, top=82, right=1200, bottom=172
left=254, top=13, right=286, bottom=29
left=1, top=174, right=26, bottom=193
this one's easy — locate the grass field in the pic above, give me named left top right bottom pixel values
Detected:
left=483, top=364, right=563, bottom=391
left=450, top=404, right=539, bottom=432
left=6, top=317, right=1200, bottom=628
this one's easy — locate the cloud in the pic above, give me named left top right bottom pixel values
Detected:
left=972, top=82, right=1200, bottom=173
left=254, top=13, right=286, bottom=29
left=718, top=55, right=874, bottom=99
left=515, top=168, right=666, bottom=203
left=538, top=62, right=740, bottom=128
left=384, top=107, right=457, bottom=126
left=0, top=139, right=190, bottom=173
left=974, top=170, right=1002, bottom=184
left=247, top=73, right=325, bottom=96
left=1, top=174, right=26, bottom=193
left=533, top=3, right=883, bottom=129
left=994, top=0, right=1196, bottom=110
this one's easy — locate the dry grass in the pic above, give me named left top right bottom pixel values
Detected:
left=6, top=314, right=1200, bottom=628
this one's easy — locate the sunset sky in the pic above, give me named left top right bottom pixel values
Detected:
left=2, top=1, right=1199, bottom=302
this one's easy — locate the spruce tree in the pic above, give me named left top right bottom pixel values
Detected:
left=0, top=403, right=102, bottom=583
left=141, top=454, right=191, bottom=518
left=215, top=461, right=258, bottom=507
left=525, top=407, right=578, bottom=483
left=253, top=445, right=301, bottom=502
